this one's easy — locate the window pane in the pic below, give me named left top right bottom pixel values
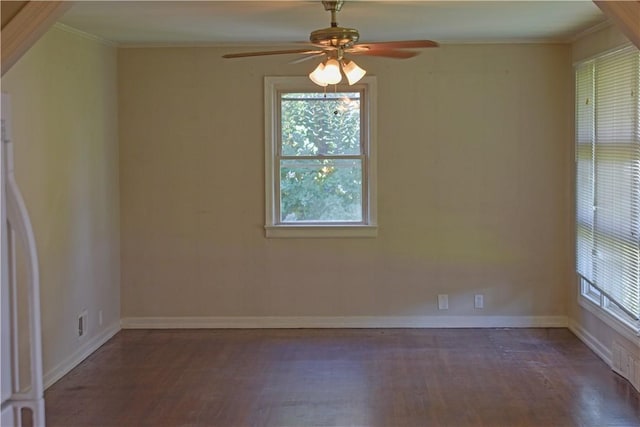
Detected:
left=281, top=92, right=361, bottom=156
left=280, top=158, right=362, bottom=222
left=581, top=277, right=602, bottom=305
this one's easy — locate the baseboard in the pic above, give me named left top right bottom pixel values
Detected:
left=43, top=321, right=120, bottom=389
left=121, top=315, right=568, bottom=329
left=568, top=318, right=612, bottom=366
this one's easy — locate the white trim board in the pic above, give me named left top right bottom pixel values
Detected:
left=43, top=322, right=120, bottom=390
left=568, top=318, right=613, bottom=366
left=577, top=295, right=639, bottom=344
left=121, top=315, right=568, bottom=330
left=569, top=317, right=640, bottom=392
left=53, top=23, right=118, bottom=47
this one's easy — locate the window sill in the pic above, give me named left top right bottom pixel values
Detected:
left=578, top=296, right=640, bottom=343
left=265, top=224, right=378, bottom=238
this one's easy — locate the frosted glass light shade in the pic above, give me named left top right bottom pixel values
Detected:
left=309, top=62, right=328, bottom=87
left=343, top=60, right=366, bottom=85
left=323, top=59, right=342, bottom=85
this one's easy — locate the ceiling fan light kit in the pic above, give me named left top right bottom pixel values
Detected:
left=309, top=62, right=328, bottom=87
left=309, top=56, right=366, bottom=86
left=342, top=59, right=367, bottom=85
left=222, top=0, right=438, bottom=87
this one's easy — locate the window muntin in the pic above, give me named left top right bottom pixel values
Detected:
left=265, top=77, right=377, bottom=238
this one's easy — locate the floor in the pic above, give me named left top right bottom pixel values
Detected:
left=45, top=328, right=640, bottom=427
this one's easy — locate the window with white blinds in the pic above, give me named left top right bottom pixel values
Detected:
left=575, top=45, right=640, bottom=328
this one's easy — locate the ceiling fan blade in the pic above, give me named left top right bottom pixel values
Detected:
left=290, top=52, right=326, bottom=65
left=358, top=40, right=439, bottom=50
left=222, top=49, right=320, bottom=59
left=350, top=49, right=420, bottom=59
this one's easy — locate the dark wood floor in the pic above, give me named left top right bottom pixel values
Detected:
left=45, top=328, right=639, bottom=427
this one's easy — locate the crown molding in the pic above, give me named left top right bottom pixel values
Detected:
left=53, top=23, right=118, bottom=47
left=568, top=18, right=614, bottom=44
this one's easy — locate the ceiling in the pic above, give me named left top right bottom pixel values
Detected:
left=58, top=0, right=607, bottom=46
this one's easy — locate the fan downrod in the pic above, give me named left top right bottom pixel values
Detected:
left=322, top=0, right=344, bottom=26
left=311, top=0, right=359, bottom=48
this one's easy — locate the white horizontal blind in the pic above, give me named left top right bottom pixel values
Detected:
left=576, top=62, right=594, bottom=280
left=576, top=45, right=640, bottom=321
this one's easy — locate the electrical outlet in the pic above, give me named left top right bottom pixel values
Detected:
left=438, top=294, right=449, bottom=310
left=78, top=310, right=88, bottom=338
left=474, top=294, right=484, bottom=309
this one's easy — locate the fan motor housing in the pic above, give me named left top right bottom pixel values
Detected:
left=310, top=27, right=360, bottom=48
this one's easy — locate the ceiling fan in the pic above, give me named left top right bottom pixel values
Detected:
left=222, top=0, right=438, bottom=86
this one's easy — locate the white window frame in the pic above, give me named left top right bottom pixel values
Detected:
left=574, top=43, right=640, bottom=340
left=579, top=278, right=640, bottom=342
left=264, top=76, right=378, bottom=238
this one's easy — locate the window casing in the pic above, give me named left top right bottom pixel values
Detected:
left=264, top=76, right=377, bottom=238
left=575, top=45, right=640, bottom=336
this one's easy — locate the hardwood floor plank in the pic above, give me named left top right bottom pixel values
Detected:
left=44, top=328, right=640, bottom=427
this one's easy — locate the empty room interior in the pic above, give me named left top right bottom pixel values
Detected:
left=1, top=0, right=639, bottom=426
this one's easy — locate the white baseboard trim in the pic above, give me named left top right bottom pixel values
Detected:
left=43, top=322, right=120, bottom=389
left=568, top=318, right=612, bottom=366
left=121, top=315, right=568, bottom=330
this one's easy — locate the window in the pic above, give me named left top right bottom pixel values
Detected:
left=575, top=45, right=640, bottom=334
left=264, top=76, right=377, bottom=238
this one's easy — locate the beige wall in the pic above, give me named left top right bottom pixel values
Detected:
left=2, top=25, right=120, bottom=383
left=119, top=43, right=572, bottom=321
left=570, top=24, right=639, bottom=357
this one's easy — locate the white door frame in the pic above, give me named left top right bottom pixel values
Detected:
left=1, top=92, right=46, bottom=426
